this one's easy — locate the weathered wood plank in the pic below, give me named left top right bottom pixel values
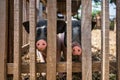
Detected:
left=7, top=61, right=116, bottom=74
left=66, top=0, right=72, bottom=80
left=0, top=0, right=8, bottom=80
left=116, top=0, right=120, bottom=79
left=14, top=0, right=22, bottom=80
left=22, top=0, right=29, bottom=45
left=81, top=0, right=92, bottom=80
left=36, top=0, right=43, bottom=20
left=47, top=0, right=57, bottom=80
left=101, top=0, right=109, bottom=80
left=29, top=0, right=37, bottom=80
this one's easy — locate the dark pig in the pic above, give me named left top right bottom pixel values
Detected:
left=23, top=20, right=66, bottom=61
left=63, top=20, right=96, bottom=61
left=64, top=20, right=82, bottom=56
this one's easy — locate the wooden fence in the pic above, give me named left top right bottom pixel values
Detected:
left=0, top=0, right=120, bottom=80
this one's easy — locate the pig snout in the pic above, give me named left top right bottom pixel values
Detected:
left=72, top=46, right=82, bottom=55
left=36, top=39, right=47, bottom=51
left=72, top=42, right=82, bottom=55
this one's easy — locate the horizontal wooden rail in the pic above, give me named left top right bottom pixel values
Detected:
left=7, top=61, right=116, bottom=74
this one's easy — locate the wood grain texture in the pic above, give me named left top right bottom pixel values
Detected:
left=29, top=0, right=37, bottom=80
left=22, top=0, right=29, bottom=45
left=7, top=61, right=116, bottom=74
left=66, top=0, right=72, bottom=80
left=14, top=0, right=22, bottom=80
left=101, top=0, right=109, bottom=80
left=81, top=0, right=92, bottom=80
left=116, top=0, right=120, bottom=80
left=0, top=0, right=8, bottom=80
left=47, top=0, right=57, bottom=80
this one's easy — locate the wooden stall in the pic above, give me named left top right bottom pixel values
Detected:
left=0, top=0, right=120, bottom=80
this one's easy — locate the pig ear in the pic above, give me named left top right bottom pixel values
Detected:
left=23, top=21, right=29, bottom=33
left=92, top=21, right=96, bottom=30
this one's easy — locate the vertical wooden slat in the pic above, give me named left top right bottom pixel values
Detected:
left=29, top=0, right=36, bottom=80
left=22, top=0, right=29, bottom=45
left=39, top=2, right=43, bottom=19
left=8, top=0, right=14, bottom=63
left=14, top=0, right=22, bottom=80
left=36, top=0, right=39, bottom=20
left=81, top=0, right=92, bottom=80
left=47, top=0, right=57, bottom=80
left=66, top=0, right=72, bottom=80
left=26, top=1, right=29, bottom=21
left=116, top=0, right=120, bottom=79
left=0, top=0, right=8, bottom=80
left=101, top=0, right=109, bottom=80
left=22, top=0, right=28, bottom=45
left=23, top=0, right=27, bottom=22
left=36, top=0, right=43, bottom=20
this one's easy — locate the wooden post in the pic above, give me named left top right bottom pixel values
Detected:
left=29, top=0, right=37, bottom=80
left=0, top=0, right=8, bottom=80
left=22, top=0, right=29, bottom=45
left=114, top=18, right=116, bottom=32
left=39, top=2, right=43, bottom=19
left=13, top=0, right=22, bottom=80
left=47, top=0, right=57, bottom=80
left=101, top=0, right=109, bottom=80
left=26, top=1, right=29, bottom=20
left=81, top=0, right=92, bottom=80
left=66, top=0, right=72, bottom=80
left=116, top=0, right=120, bottom=79
left=36, top=0, right=43, bottom=20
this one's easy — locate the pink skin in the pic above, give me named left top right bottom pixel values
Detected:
left=59, top=33, right=82, bottom=61
left=36, top=36, right=62, bottom=62
left=35, top=33, right=82, bottom=62
left=72, top=42, right=82, bottom=56
left=36, top=39, right=47, bottom=52
left=72, top=46, right=82, bottom=55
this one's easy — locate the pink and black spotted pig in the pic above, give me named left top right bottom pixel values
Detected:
left=23, top=20, right=66, bottom=62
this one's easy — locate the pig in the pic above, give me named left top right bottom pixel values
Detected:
left=23, top=20, right=66, bottom=62
left=63, top=20, right=96, bottom=61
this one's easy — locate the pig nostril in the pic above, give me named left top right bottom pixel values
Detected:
left=42, top=43, right=45, bottom=46
left=78, top=49, right=80, bottom=52
left=37, top=43, right=40, bottom=46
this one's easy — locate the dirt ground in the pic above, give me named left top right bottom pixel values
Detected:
left=91, top=29, right=116, bottom=61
